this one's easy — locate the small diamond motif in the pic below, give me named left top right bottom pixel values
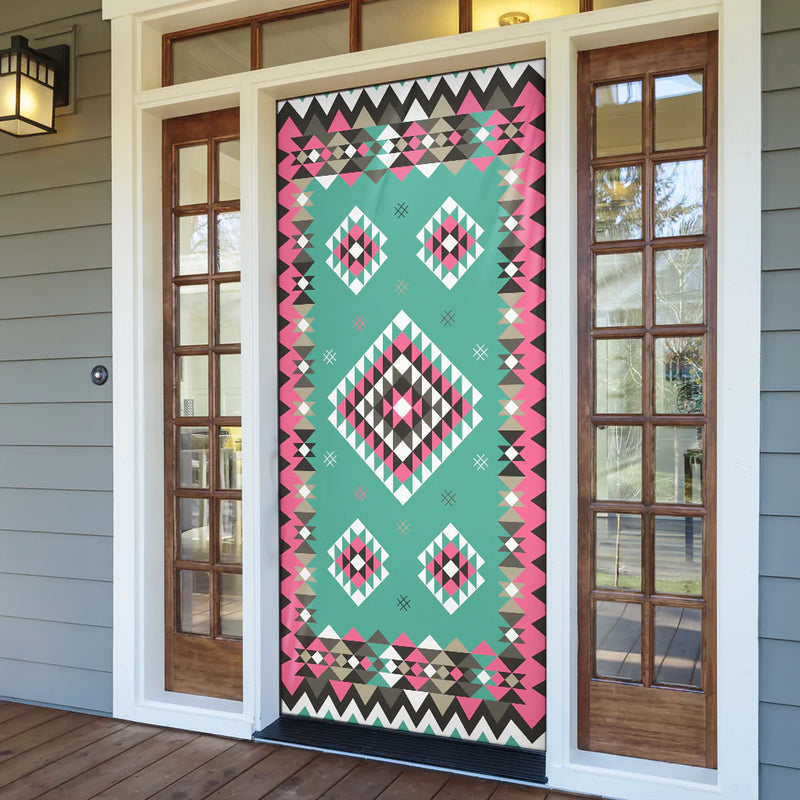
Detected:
left=327, top=207, right=387, bottom=295
left=329, top=519, right=388, bottom=606
left=418, top=523, right=484, bottom=614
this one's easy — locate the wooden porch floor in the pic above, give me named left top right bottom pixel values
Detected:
left=0, top=701, right=604, bottom=800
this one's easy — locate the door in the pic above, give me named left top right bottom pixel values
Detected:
left=277, top=63, right=546, bottom=750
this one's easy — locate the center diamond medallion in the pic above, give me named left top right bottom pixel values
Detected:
left=326, top=207, right=387, bottom=295
left=418, top=523, right=484, bottom=614
left=417, top=197, right=484, bottom=290
left=329, top=519, right=388, bottom=606
left=329, top=310, right=482, bottom=505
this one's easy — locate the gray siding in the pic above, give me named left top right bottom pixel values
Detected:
left=0, top=2, right=111, bottom=714
left=761, top=0, right=800, bottom=794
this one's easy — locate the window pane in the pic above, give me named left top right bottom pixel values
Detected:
left=219, top=426, right=242, bottom=490
left=595, top=600, right=641, bottom=682
left=217, top=212, right=241, bottom=272
left=655, top=516, right=702, bottom=595
left=219, top=499, right=242, bottom=564
left=595, top=165, right=642, bottom=241
left=655, top=426, right=703, bottom=504
left=178, top=355, right=208, bottom=417
left=595, top=512, right=641, bottom=591
left=654, top=606, right=702, bottom=688
left=219, top=354, right=242, bottom=417
left=178, top=570, right=210, bottom=634
left=472, top=0, right=579, bottom=31
left=172, top=27, right=251, bottom=85
left=595, top=251, right=642, bottom=327
left=178, top=426, right=210, bottom=489
left=178, top=145, right=207, bottom=206
left=178, top=497, right=209, bottom=561
left=596, top=425, right=642, bottom=501
left=261, top=8, right=349, bottom=69
left=178, top=215, right=208, bottom=275
left=217, top=140, right=240, bottom=202
left=218, top=282, right=241, bottom=344
left=595, top=338, right=642, bottom=414
left=655, top=73, right=703, bottom=151
left=654, top=337, right=703, bottom=415
left=655, top=247, right=704, bottom=324
left=219, top=573, right=243, bottom=637
left=596, top=81, right=642, bottom=157
left=363, top=0, right=458, bottom=49
left=654, top=159, right=703, bottom=237
left=178, top=284, right=208, bottom=346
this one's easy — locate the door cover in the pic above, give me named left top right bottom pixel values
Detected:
left=277, top=61, right=546, bottom=750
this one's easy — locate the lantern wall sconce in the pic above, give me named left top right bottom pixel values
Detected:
left=0, top=35, right=70, bottom=137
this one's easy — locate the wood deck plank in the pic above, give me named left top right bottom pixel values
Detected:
left=0, top=723, right=158, bottom=800
left=35, top=728, right=197, bottom=800
left=0, top=710, right=96, bottom=763
left=433, top=773, right=499, bottom=800
left=489, top=782, right=550, bottom=799
left=318, top=759, right=404, bottom=800
left=145, top=739, right=273, bottom=800
left=204, top=743, right=319, bottom=800
left=0, top=704, right=32, bottom=724
left=0, top=706, right=66, bottom=743
left=0, top=716, right=128, bottom=788
left=374, top=766, right=451, bottom=800
left=260, top=752, right=359, bottom=800
left=95, top=733, right=238, bottom=800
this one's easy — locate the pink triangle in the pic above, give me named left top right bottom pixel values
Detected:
left=487, top=685, right=510, bottom=701
left=405, top=121, right=428, bottom=136
left=343, top=627, right=364, bottom=642
left=393, top=632, right=415, bottom=648
left=470, top=156, right=495, bottom=173
left=340, top=171, right=360, bottom=187
left=406, top=676, right=429, bottom=691
left=457, top=90, right=483, bottom=115
left=473, top=640, right=496, bottom=656
left=330, top=680, right=351, bottom=702
left=487, top=109, right=510, bottom=126
left=391, top=166, right=413, bottom=181
left=457, top=696, right=482, bottom=719
left=487, top=657, right=507, bottom=671
left=329, top=110, right=350, bottom=132
left=306, top=134, right=325, bottom=148
left=309, top=664, right=328, bottom=678
left=277, top=118, right=302, bottom=149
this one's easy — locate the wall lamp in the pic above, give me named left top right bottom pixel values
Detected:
left=0, top=35, right=70, bottom=137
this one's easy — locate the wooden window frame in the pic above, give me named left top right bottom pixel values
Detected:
left=577, top=32, right=718, bottom=768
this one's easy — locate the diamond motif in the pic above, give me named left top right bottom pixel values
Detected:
left=329, top=310, right=482, bottom=505
left=328, top=519, right=388, bottom=606
left=418, top=523, right=484, bottom=614
left=326, top=207, right=387, bottom=294
left=417, top=197, right=484, bottom=289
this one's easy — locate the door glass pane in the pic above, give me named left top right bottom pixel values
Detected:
left=595, top=600, right=641, bottom=681
left=472, top=0, right=578, bottom=30
left=655, top=73, right=703, bottom=151
left=595, top=81, right=642, bottom=157
left=595, top=165, right=642, bottom=241
left=261, top=8, right=349, bottom=69
left=596, top=425, right=642, bottom=501
left=654, top=159, right=703, bottom=237
left=654, top=606, right=702, bottom=687
left=363, top=0, right=458, bottom=49
left=178, top=284, right=208, bottom=345
left=217, top=140, right=240, bottom=202
left=654, top=337, right=703, bottom=414
left=655, top=426, right=702, bottom=504
left=178, top=498, right=210, bottom=561
left=595, top=338, right=642, bottom=414
left=595, top=512, right=641, bottom=591
left=178, top=215, right=208, bottom=275
left=595, top=251, right=642, bottom=327
left=178, top=355, right=208, bottom=417
left=219, top=426, right=242, bottom=490
left=219, top=354, right=242, bottom=417
left=178, top=426, right=210, bottom=489
left=178, top=144, right=207, bottom=205
left=172, top=28, right=251, bottom=85
left=655, top=516, right=702, bottom=595
left=219, top=573, right=243, bottom=637
left=219, top=499, right=242, bottom=564
left=217, top=212, right=242, bottom=272
left=218, top=282, right=241, bottom=343
left=655, top=247, right=704, bottom=324
left=178, top=570, right=210, bottom=634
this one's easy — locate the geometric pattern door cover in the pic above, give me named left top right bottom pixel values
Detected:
left=277, top=61, right=546, bottom=750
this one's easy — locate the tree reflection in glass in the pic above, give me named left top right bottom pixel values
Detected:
left=654, top=159, right=703, bottom=237
left=655, top=247, right=704, bottom=324
left=595, top=252, right=642, bottom=327
left=595, top=165, right=642, bottom=241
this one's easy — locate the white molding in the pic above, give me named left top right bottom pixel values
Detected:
left=108, top=1, right=760, bottom=796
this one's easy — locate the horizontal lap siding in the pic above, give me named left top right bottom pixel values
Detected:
left=761, top=2, right=800, bottom=793
left=0, top=3, right=112, bottom=714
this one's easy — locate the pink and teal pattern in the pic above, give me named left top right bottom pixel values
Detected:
left=328, top=519, right=389, bottom=606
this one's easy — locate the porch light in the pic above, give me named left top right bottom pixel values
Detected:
left=0, top=35, right=70, bottom=137
left=498, top=11, right=531, bottom=25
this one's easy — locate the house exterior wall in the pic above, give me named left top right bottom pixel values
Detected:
left=760, top=0, right=800, bottom=795
left=0, top=0, right=112, bottom=714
